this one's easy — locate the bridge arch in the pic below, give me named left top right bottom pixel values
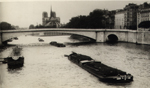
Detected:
left=107, top=34, right=118, bottom=42
left=1, top=30, right=97, bottom=44
left=70, top=34, right=96, bottom=42
left=104, top=31, right=128, bottom=43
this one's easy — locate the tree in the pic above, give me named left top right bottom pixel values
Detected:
left=29, top=24, right=35, bottom=29
left=64, top=9, right=111, bottom=29
left=0, top=22, right=12, bottom=30
left=88, top=9, right=105, bottom=28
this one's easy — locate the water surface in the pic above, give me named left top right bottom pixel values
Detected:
left=0, top=35, right=150, bottom=88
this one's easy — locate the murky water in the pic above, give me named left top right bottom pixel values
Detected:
left=0, top=35, right=150, bottom=88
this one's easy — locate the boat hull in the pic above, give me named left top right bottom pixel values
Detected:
left=7, top=57, right=24, bottom=68
left=66, top=52, right=133, bottom=83
left=50, top=41, right=66, bottom=47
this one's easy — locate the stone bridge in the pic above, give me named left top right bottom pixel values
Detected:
left=0, top=28, right=150, bottom=45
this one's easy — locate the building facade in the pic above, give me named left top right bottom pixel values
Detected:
left=115, top=10, right=125, bottom=29
left=42, top=8, right=61, bottom=28
left=124, top=3, right=138, bottom=29
left=137, top=2, right=150, bottom=31
left=115, top=2, right=150, bottom=30
left=115, top=4, right=139, bottom=29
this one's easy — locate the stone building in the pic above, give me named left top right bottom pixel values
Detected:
left=137, top=2, right=150, bottom=31
left=115, top=10, right=125, bottom=29
left=124, top=3, right=138, bottom=29
left=42, top=7, right=61, bottom=28
left=115, top=2, right=150, bottom=30
left=115, top=3, right=140, bottom=30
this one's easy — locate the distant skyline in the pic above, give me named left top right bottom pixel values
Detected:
left=0, top=0, right=150, bottom=28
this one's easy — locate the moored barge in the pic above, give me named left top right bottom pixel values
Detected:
left=50, top=41, right=66, bottom=47
left=65, top=52, right=133, bottom=83
left=7, top=56, right=24, bottom=68
left=8, top=46, right=24, bottom=68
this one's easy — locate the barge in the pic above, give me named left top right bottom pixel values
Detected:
left=7, top=46, right=24, bottom=68
left=50, top=41, right=66, bottom=47
left=65, top=52, right=133, bottom=83
left=7, top=56, right=24, bottom=68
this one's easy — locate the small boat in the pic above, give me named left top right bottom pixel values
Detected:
left=14, top=37, right=18, bottom=40
left=56, top=43, right=66, bottom=47
left=50, top=41, right=57, bottom=45
left=38, top=38, right=44, bottom=42
left=50, top=41, right=66, bottom=47
left=65, top=52, right=133, bottom=83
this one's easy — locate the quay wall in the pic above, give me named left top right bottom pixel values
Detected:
left=127, top=32, right=137, bottom=43
left=96, top=30, right=150, bottom=45
left=137, top=32, right=150, bottom=45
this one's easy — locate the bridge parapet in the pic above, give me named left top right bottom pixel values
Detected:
left=0, top=28, right=137, bottom=33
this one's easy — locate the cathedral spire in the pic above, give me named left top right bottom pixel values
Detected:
left=50, top=6, right=52, bottom=17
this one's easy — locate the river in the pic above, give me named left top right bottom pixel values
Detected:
left=0, top=35, right=150, bottom=88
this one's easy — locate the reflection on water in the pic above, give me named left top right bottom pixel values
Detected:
left=7, top=67, right=23, bottom=74
left=7, top=35, right=79, bottom=45
left=0, top=35, right=150, bottom=88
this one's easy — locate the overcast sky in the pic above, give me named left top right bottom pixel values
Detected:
left=0, top=0, right=150, bottom=28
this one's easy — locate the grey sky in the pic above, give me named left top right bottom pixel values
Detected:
left=0, top=0, right=149, bottom=28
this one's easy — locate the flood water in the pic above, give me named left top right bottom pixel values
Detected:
left=0, top=35, right=150, bottom=88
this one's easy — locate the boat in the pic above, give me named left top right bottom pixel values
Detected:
left=7, top=56, right=24, bottom=68
left=0, top=58, right=8, bottom=63
left=50, top=41, right=57, bottom=45
left=38, top=38, right=44, bottom=42
left=7, top=39, right=13, bottom=42
left=50, top=41, right=66, bottom=47
left=64, top=52, right=133, bottom=83
left=7, top=46, right=24, bottom=68
left=14, top=37, right=18, bottom=40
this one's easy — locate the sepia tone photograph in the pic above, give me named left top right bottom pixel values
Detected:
left=0, top=0, right=150, bottom=88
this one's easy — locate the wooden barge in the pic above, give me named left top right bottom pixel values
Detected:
left=65, top=52, right=133, bottom=83
left=2, top=46, right=24, bottom=68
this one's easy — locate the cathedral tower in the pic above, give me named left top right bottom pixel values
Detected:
left=42, top=12, right=48, bottom=26
left=42, top=6, right=61, bottom=27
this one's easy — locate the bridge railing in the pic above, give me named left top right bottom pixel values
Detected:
left=0, top=28, right=137, bottom=33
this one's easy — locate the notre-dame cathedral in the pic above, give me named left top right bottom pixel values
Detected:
left=42, top=7, right=61, bottom=28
